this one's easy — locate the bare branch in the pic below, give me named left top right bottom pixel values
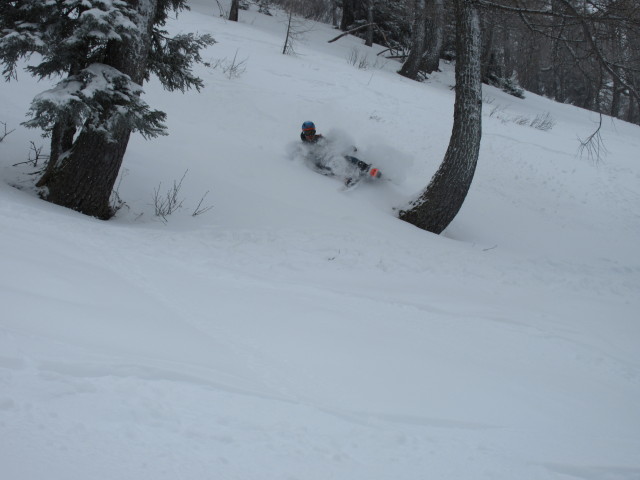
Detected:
left=328, top=23, right=376, bottom=43
left=479, top=0, right=640, bottom=104
left=0, top=121, right=15, bottom=143
left=192, top=191, right=214, bottom=217
left=577, top=114, right=608, bottom=164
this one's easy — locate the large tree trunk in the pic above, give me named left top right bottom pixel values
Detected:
left=399, top=0, right=482, bottom=234
left=341, top=0, right=355, bottom=31
left=229, top=0, right=239, bottom=21
left=45, top=125, right=132, bottom=219
left=480, top=12, right=503, bottom=85
left=398, top=0, right=427, bottom=79
left=35, top=120, right=75, bottom=188
left=399, top=0, right=444, bottom=79
left=422, top=0, right=444, bottom=74
left=365, top=0, right=374, bottom=47
left=40, top=0, right=158, bottom=219
left=341, top=0, right=367, bottom=31
left=628, top=95, right=638, bottom=124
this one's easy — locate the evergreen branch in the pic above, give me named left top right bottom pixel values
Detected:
left=23, top=64, right=168, bottom=141
left=148, top=32, right=216, bottom=92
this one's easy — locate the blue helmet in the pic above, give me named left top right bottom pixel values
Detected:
left=301, top=121, right=316, bottom=134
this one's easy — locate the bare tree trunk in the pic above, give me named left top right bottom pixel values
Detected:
left=229, top=0, right=239, bottom=21
left=423, top=0, right=444, bottom=73
left=41, top=0, right=158, bottom=219
left=340, top=0, right=355, bottom=30
left=45, top=125, right=132, bottom=219
left=400, top=0, right=444, bottom=78
left=501, top=20, right=513, bottom=78
left=282, top=9, right=293, bottom=54
left=399, top=0, right=482, bottom=234
left=332, top=0, right=339, bottom=27
left=365, top=0, right=374, bottom=47
left=35, top=120, right=75, bottom=188
left=628, top=95, right=638, bottom=123
left=480, top=12, right=495, bottom=82
left=610, top=79, right=621, bottom=118
left=398, top=0, right=427, bottom=79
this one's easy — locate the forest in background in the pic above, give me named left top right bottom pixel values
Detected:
left=257, top=0, right=640, bottom=125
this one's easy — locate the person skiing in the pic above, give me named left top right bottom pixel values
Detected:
left=300, top=120, right=324, bottom=144
left=300, top=121, right=381, bottom=187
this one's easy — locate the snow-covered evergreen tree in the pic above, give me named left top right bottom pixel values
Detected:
left=0, top=0, right=214, bottom=219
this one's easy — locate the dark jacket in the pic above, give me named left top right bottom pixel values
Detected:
left=300, top=133, right=370, bottom=175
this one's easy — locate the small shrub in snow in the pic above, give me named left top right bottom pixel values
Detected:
left=348, top=48, right=370, bottom=69
left=27, top=142, right=47, bottom=168
left=153, top=171, right=187, bottom=222
left=192, top=191, right=214, bottom=217
left=152, top=170, right=214, bottom=222
left=347, top=48, right=386, bottom=70
left=512, top=112, right=556, bottom=131
left=488, top=103, right=508, bottom=119
left=210, top=51, right=248, bottom=79
left=529, top=112, right=556, bottom=131
left=486, top=103, right=556, bottom=132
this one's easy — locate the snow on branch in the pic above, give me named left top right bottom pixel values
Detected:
left=24, top=63, right=167, bottom=141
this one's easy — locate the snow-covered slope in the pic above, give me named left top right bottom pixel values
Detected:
left=1, top=1, right=639, bottom=479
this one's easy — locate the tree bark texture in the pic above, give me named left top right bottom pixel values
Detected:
left=229, top=0, right=239, bottom=21
left=422, top=0, right=444, bottom=74
left=35, top=120, right=75, bottom=188
left=399, top=0, right=444, bottom=79
left=332, top=0, right=339, bottom=27
left=41, top=0, right=158, bottom=219
left=399, top=0, right=482, bottom=234
left=45, top=126, right=132, bottom=219
left=398, top=0, right=427, bottom=79
left=365, top=1, right=374, bottom=47
left=340, top=0, right=355, bottom=31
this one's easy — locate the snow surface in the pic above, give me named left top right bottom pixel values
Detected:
left=1, top=1, right=639, bottom=479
